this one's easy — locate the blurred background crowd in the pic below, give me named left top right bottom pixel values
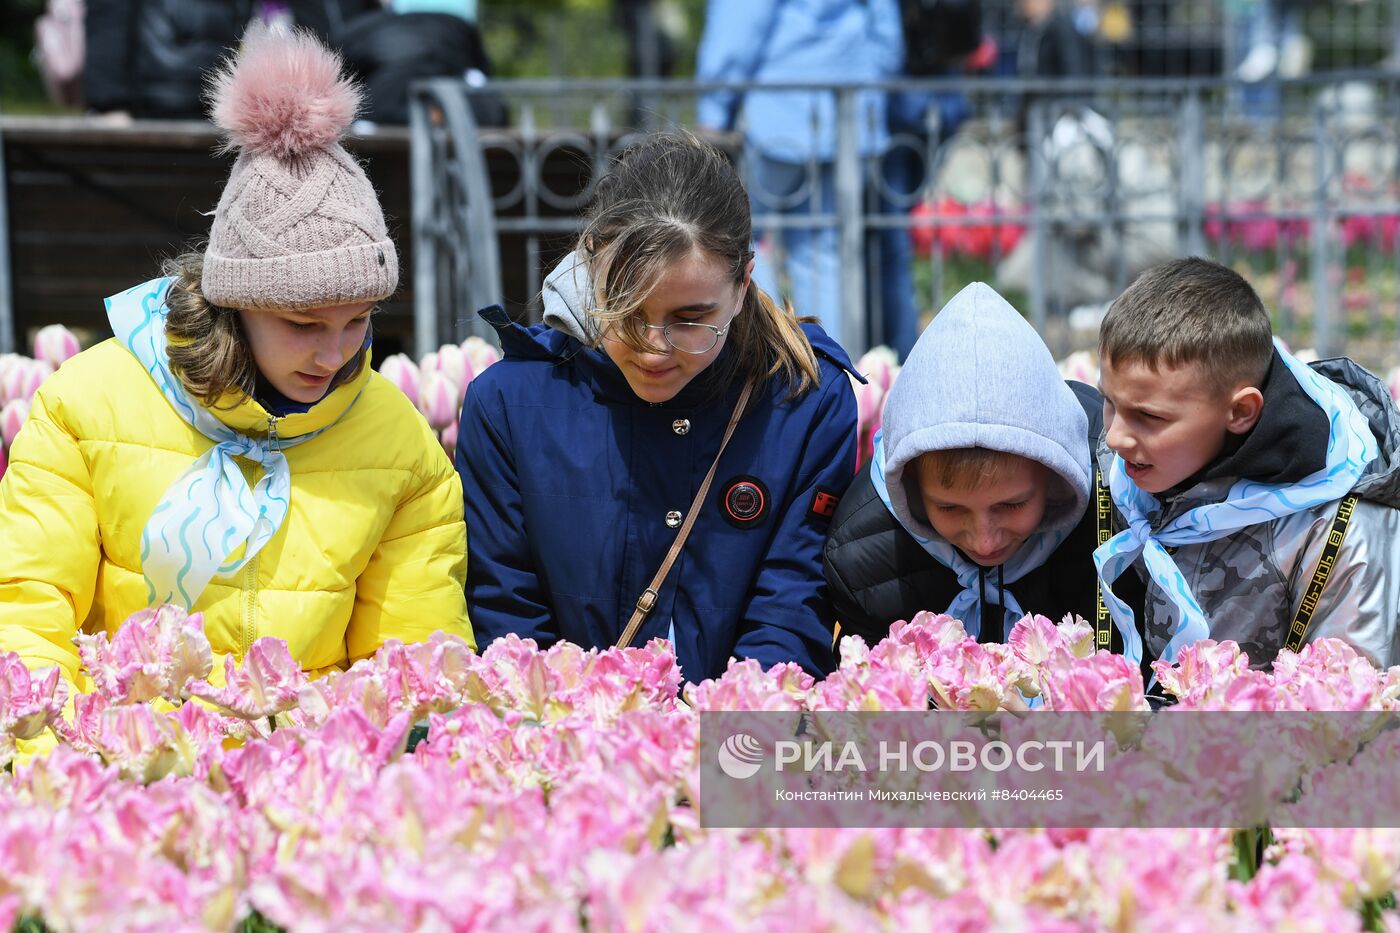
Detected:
left=6, top=0, right=1400, bottom=374
left=6, top=0, right=1400, bottom=124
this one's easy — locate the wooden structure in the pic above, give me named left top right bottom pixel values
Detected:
left=0, top=116, right=415, bottom=356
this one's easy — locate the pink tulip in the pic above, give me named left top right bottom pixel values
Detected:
left=75, top=604, right=213, bottom=705
left=1388, top=367, right=1400, bottom=404
left=850, top=375, right=885, bottom=466
left=1057, top=350, right=1099, bottom=385
left=0, top=398, right=26, bottom=449
left=1005, top=615, right=1097, bottom=673
left=856, top=346, right=899, bottom=392
left=377, top=353, right=421, bottom=405
left=1, top=359, right=50, bottom=405
left=1152, top=639, right=1253, bottom=705
left=416, top=371, right=459, bottom=431
left=1038, top=650, right=1146, bottom=712
left=938, top=642, right=1039, bottom=710
left=684, top=657, right=813, bottom=711
left=462, top=336, right=501, bottom=373
left=0, top=653, right=68, bottom=744
left=417, top=349, right=441, bottom=381
left=0, top=353, right=20, bottom=403
left=0, top=398, right=29, bottom=448
left=32, top=324, right=80, bottom=369
left=439, top=420, right=458, bottom=460
left=90, top=702, right=193, bottom=783
left=0, top=444, right=7, bottom=482
left=1272, top=638, right=1384, bottom=710
left=1230, top=855, right=1358, bottom=930
left=813, top=660, right=930, bottom=710
left=433, top=343, right=474, bottom=399
left=187, top=637, right=307, bottom=719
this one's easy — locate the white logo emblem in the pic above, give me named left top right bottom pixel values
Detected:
left=717, top=733, right=765, bottom=779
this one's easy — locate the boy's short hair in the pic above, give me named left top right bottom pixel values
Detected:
left=916, top=447, right=1027, bottom=492
left=1098, top=257, right=1274, bottom=394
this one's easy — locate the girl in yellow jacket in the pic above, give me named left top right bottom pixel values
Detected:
left=0, top=26, right=473, bottom=694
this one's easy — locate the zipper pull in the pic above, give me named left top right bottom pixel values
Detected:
left=267, top=415, right=281, bottom=451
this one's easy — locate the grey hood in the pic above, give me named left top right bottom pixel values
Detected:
left=541, top=249, right=600, bottom=343
left=881, top=281, right=1092, bottom=540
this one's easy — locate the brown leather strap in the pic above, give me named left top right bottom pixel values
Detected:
left=614, top=380, right=755, bottom=649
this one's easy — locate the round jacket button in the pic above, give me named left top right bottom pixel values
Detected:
left=664, top=510, right=683, bottom=529
left=672, top=418, right=691, bottom=436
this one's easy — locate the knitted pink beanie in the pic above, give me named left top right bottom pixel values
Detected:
left=201, top=25, right=397, bottom=311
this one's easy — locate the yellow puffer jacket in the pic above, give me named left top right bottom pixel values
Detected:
left=0, top=337, right=473, bottom=689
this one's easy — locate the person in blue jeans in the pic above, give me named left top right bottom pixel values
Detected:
left=457, top=134, right=860, bottom=682
left=696, top=0, right=903, bottom=349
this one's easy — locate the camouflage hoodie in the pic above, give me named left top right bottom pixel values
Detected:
left=1098, top=354, right=1400, bottom=670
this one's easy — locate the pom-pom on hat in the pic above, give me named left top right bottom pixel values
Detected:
left=200, top=24, right=397, bottom=311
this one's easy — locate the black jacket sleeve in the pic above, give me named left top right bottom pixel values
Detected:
left=822, top=465, right=958, bottom=648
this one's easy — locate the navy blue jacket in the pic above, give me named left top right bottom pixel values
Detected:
left=457, top=306, right=860, bottom=682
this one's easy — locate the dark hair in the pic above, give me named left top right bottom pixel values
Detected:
left=1098, top=257, right=1273, bottom=393
left=162, top=251, right=368, bottom=407
left=580, top=132, right=820, bottom=398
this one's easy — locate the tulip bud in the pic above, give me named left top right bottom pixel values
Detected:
left=1, top=398, right=29, bottom=448
left=439, top=420, right=459, bottom=462
left=1, top=359, right=52, bottom=404
left=856, top=346, right=899, bottom=393
left=418, top=350, right=441, bottom=381
left=435, top=344, right=474, bottom=397
left=851, top=377, right=885, bottom=435
left=378, top=354, right=422, bottom=405
left=417, top=372, right=459, bottom=431
left=0, top=353, right=21, bottom=403
left=33, top=324, right=81, bottom=369
left=462, top=336, right=501, bottom=373
left=1057, top=350, right=1099, bottom=386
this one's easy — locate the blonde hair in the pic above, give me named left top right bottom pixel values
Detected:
left=916, top=447, right=1030, bottom=491
left=161, top=251, right=368, bottom=407
left=582, top=133, right=820, bottom=398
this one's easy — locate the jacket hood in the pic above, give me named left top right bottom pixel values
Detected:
left=881, top=282, right=1091, bottom=540
left=1312, top=356, right=1400, bottom=507
left=479, top=248, right=862, bottom=404
left=541, top=249, right=600, bottom=344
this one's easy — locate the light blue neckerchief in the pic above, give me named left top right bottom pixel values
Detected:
left=1094, top=339, right=1379, bottom=668
left=871, top=430, right=1073, bottom=642
left=106, top=277, right=356, bottom=610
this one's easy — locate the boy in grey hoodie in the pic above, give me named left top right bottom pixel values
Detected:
left=824, top=282, right=1144, bottom=653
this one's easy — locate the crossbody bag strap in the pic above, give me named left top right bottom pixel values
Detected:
left=1283, top=494, right=1360, bottom=655
left=1094, top=471, right=1114, bottom=651
left=614, top=380, right=756, bottom=650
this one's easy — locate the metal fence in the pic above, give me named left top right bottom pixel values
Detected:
left=408, top=73, right=1400, bottom=370
left=487, top=0, right=1400, bottom=81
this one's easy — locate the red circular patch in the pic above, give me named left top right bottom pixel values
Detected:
left=720, top=476, right=769, bottom=528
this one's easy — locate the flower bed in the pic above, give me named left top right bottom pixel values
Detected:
left=3, top=607, right=1400, bottom=931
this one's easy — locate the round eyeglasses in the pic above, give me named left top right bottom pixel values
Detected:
left=630, top=302, right=742, bottom=355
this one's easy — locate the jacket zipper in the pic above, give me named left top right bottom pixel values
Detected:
left=240, top=415, right=281, bottom=654
left=241, top=556, right=259, bottom=655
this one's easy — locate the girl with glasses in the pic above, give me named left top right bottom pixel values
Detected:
left=458, top=133, right=860, bottom=682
